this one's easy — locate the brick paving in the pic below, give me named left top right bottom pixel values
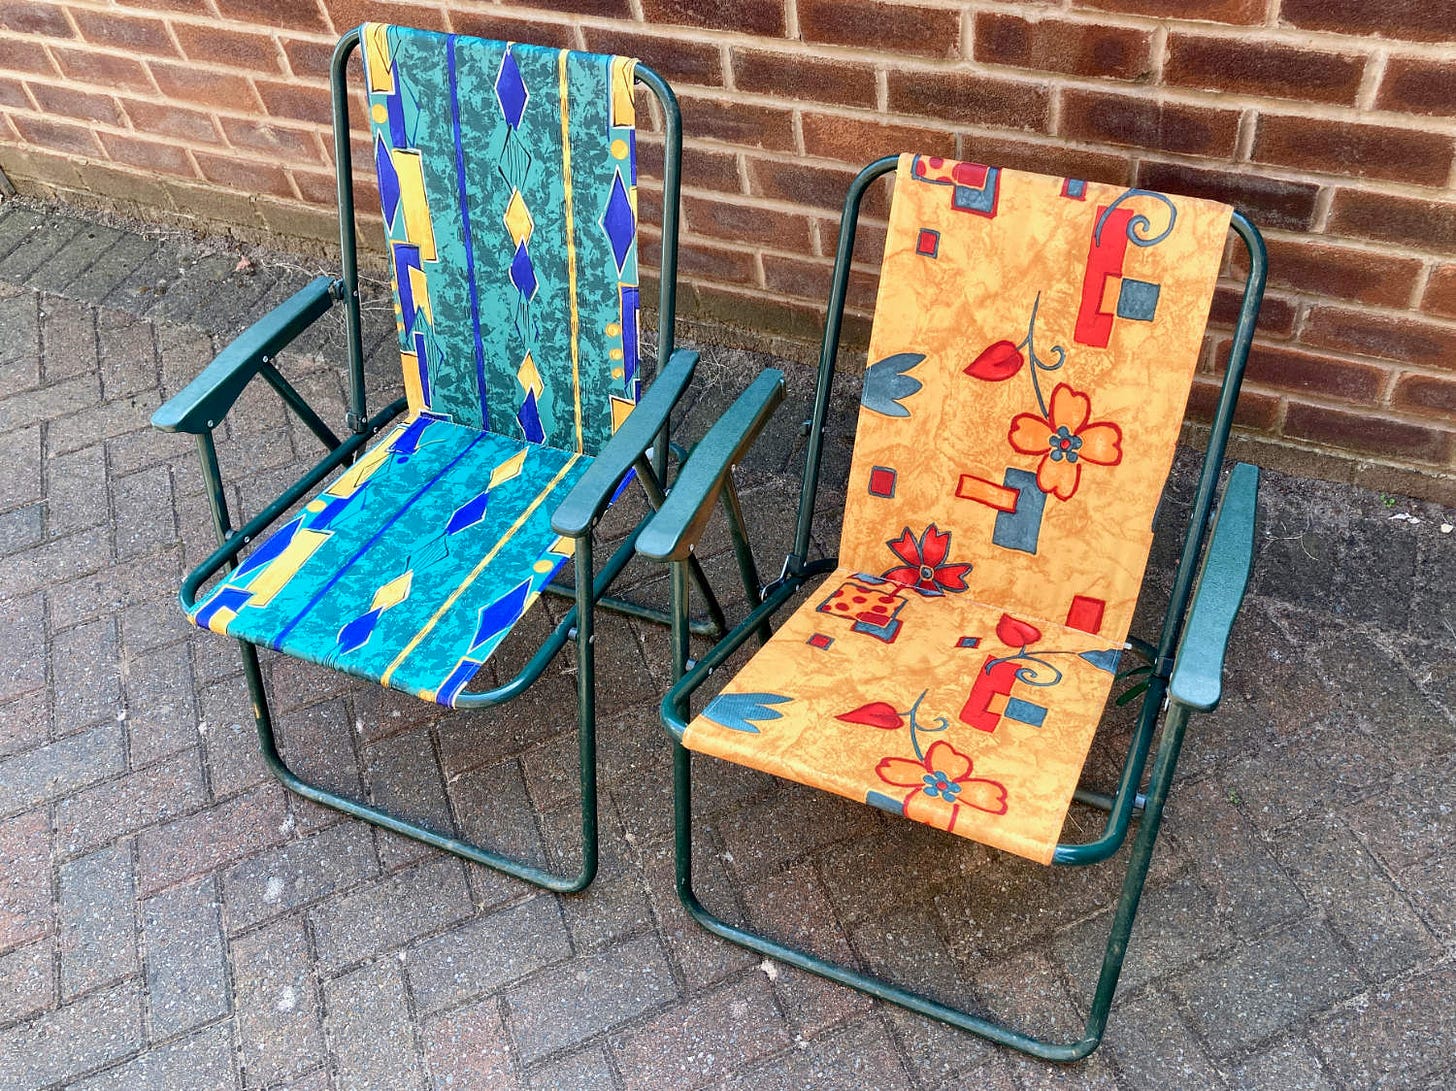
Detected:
left=0, top=196, right=1452, bottom=1090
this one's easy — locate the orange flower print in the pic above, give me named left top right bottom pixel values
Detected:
left=876, top=740, right=1008, bottom=831
left=1008, top=383, right=1123, bottom=501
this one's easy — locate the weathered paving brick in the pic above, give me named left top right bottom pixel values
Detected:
left=423, top=998, right=519, bottom=1091
left=0, top=808, right=52, bottom=953
left=53, top=747, right=207, bottom=858
left=1103, top=990, right=1223, bottom=1090
left=141, top=876, right=230, bottom=1039
left=406, top=894, right=569, bottom=1015
left=1231, top=1037, right=1336, bottom=1091
left=136, top=783, right=290, bottom=895
left=0, top=938, right=55, bottom=1025
left=69, top=1020, right=238, bottom=1091
left=112, top=464, right=177, bottom=561
left=0, top=722, right=126, bottom=817
left=45, top=440, right=108, bottom=537
left=0, top=982, right=143, bottom=1089
left=504, top=934, right=678, bottom=1065
left=0, top=591, right=45, bottom=702
left=52, top=616, right=123, bottom=733
left=58, top=844, right=138, bottom=998
left=124, top=639, right=200, bottom=765
left=220, top=820, right=377, bottom=935
left=231, top=915, right=323, bottom=1088
left=324, top=958, right=425, bottom=1091
left=308, top=856, right=473, bottom=973
left=1313, top=962, right=1456, bottom=1091
left=0, top=423, right=41, bottom=512
left=714, top=1016, right=914, bottom=1091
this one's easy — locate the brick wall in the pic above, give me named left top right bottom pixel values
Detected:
left=1, top=1, right=1453, bottom=502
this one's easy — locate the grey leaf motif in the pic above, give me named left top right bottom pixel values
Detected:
left=861, top=353, right=926, bottom=417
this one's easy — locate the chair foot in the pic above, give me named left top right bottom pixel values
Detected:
left=239, top=642, right=597, bottom=894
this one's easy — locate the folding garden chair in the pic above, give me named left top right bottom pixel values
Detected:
left=150, top=24, right=733, bottom=892
left=639, top=154, right=1265, bottom=1058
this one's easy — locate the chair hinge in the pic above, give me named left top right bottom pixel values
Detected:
left=344, top=410, right=366, bottom=434
left=1153, top=655, right=1175, bottom=679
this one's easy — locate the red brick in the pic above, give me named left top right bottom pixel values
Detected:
left=1228, top=342, right=1385, bottom=403
left=747, top=157, right=889, bottom=217
left=148, top=61, right=260, bottom=111
left=290, top=167, right=339, bottom=205
left=0, top=76, right=28, bottom=111
left=1377, top=57, right=1456, bottom=119
left=256, top=78, right=333, bottom=125
left=641, top=0, right=783, bottom=37
left=581, top=28, right=722, bottom=87
left=973, top=13, right=1152, bottom=82
left=1164, top=35, right=1365, bottom=105
left=70, top=9, right=179, bottom=57
left=0, top=811, right=52, bottom=950
left=10, top=115, right=102, bottom=157
left=1422, top=264, right=1456, bottom=320
left=640, top=229, right=758, bottom=285
left=137, top=784, right=291, bottom=895
left=1074, top=0, right=1264, bottom=21
left=1279, top=0, right=1451, bottom=43
left=194, top=151, right=295, bottom=199
left=761, top=253, right=879, bottom=310
left=888, top=71, right=1051, bottom=132
left=1283, top=401, right=1452, bottom=461
left=0, top=0, right=73, bottom=38
left=802, top=113, right=954, bottom=164
left=1243, top=238, right=1424, bottom=309
left=279, top=37, right=337, bottom=82
left=1137, top=160, right=1320, bottom=232
left=0, top=38, right=58, bottom=78
left=116, top=0, right=211, bottom=10
left=965, top=137, right=1133, bottom=187
left=1186, top=377, right=1281, bottom=430
left=687, top=280, right=840, bottom=343
left=685, top=195, right=814, bottom=250
left=99, top=132, right=197, bottom=177
left=213, top=0, right=330, bottom=32
left=123, top=99, right=223, bottom=147
left=508, top=0, right=632, bottom=16
left=799, top=0, right=958, bottom=59
left=25, top=82, right=124, bottom=128
left=321, top=0, right=449, bottom=36
left=733, top=48, right=876, bottom=108
left=1330, top=190, right=1456, bottom=254
left=220, top=116, right=322, bottom=164
left=1303, top=305, right=1456, bottom=371
left=1062, top=90, right=1239, bottom=157
left=50, top=46, right=151, bottom=91
left=1392, top=373, right=1456, bottom=416
left=1252, top=115, right=1453, bottom=188
left=1209, top=287, right=1296, bottom=338
left=679, top=96, right=795, bottom=151
left=638, top=137, right=741, bottom=194
left=454, top=12, right=575, bottom=50
left=172, top=23, right=285, bottom=74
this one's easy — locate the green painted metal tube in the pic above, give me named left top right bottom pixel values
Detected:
left=330, top=29, right=368, bottom=432
left=259, top=362, right=343, bottom=451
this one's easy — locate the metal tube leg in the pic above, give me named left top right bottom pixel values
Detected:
left=720, top=477, right=770, bottom=645
left=572, top=532, right=600, bottom=892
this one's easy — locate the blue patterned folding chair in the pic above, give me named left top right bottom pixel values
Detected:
left=150, top=24, right=729, bottom=891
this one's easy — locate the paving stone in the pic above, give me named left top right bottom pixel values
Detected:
left=0, top=294, right=40, bottom=397
left=125, top=639, right=200, bottom=765
left=53, top=747, right=207, bottom=858
left=1272, top=818, right=1438, bottom=982
left=0, top=214, right=84, bottom=283
left=0, top=809, right=53, bottom=954
left=363, top=726, right=455, bottom=854
left=816, top=819, right=990, bottom=927
left=0, top=523, right=111, bottom=601
left=423, top=997, right=520, bottom=1091
left=65, top=233, right=161, bottom=310
left=505, top=934, right=678, bottom=1066
left=0, top=721, right=125, bottom=817
left=112, top=463, right=177, bottom=561
left=714, top=781, right=877, bottom=883
left=308, top=856, right=473, bottom=974
left=451, top=756, right=552, bottom=911
left=324, top=957, right=426, bottom=1091
left=1348, top=753, right=1456, bottom=873
left=136, top=783, right=290, bottom=895
left=641, top=837, right=759, bottom=992
left=141, top=876, right=230, bottom=1039
left=0, top=689, right=47, bottom=763
left=45, top=440, right=108, bottom=537
left=0, top=982, right=142, bottom=1090
left=1169, top=919, right=1363, bottom=1058
left=526, top=1046, right=616, bottom=1090
left=231, top=915, right=323, bottom=1088
left=72, top=1020, right=238, bottom=1090
left=27, top=225, right=125, bottom=295
left=859, top=1010, right=1010, bottom=1091
left=0, top=423, right=41, bottom=511
left=37, top=293, right=98, bottom=384
left=0, top=938, right=55, bottom=1026
left=1313, top=961, right=1456, bottom=1091
left=57, top=845, right=137, bottom=999
left=0, top=591, right=45, bottom=702
left=1101, top=989, right=1223, bottom=1091
left=46, top=548, right=181, bottom=632
left=0, top=502, right=44, bottom=557
left=611, top=976, right=792, bottom=1091
left=406, top=895, right=570, bottom=1015
left=220, top=820, right=378, bottom=935
left=1229, top=1036, right=1334, bottom=1091
left=52, top=615, right=123, bottom=733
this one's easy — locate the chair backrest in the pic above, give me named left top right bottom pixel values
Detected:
left=360, top=23, right=642, bottom=456
left=836, top=156, right=1232, bottom=643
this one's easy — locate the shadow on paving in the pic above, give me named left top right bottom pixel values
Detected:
left=0, top=196, right=1452, bottom=1091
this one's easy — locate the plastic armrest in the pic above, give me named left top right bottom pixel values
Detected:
left=1169, top=462, right=1260, bottom=712
left=636, top=369, right=786, bottom=562
left=550, top=348, right=699, bottom=536
left=150, top=275, right=339, bottom=434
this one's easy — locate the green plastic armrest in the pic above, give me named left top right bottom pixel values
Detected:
left=150, top=275, right=339, bottom=434
left=550, top=348, right=699, bottom=536
left=636, top=369, right=786, bottom=562
left=1169, top=462, right=1260, bottom=712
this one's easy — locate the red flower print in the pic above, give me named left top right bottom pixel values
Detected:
left=995, top=614, right=1042, bottom=648
left=876, top=740, right=1009, bottom=828
left=837, top=702, right=904, bottom=729
left=1007, top=383, right=1123, bottom=501
left=881, top=524, right=971, bottom=596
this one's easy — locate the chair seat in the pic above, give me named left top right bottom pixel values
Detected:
left=191, top=415, right=589, bottom=706
left=684, top=566, right=1127, bottom=863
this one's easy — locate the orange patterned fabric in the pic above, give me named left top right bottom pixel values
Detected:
left=683, top=156, right=1231, bottom=864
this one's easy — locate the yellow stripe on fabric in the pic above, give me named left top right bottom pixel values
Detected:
left=379, top=454, right=582, bottom=689
left=363, top=24, right=394, bottom=94
left=559, top=49, right=584, bottom=454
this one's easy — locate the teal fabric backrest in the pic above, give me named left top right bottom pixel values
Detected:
left=360, top=24, right=642, bottom=456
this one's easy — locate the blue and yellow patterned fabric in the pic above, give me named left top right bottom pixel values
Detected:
left=188, top=27, right=643, bottom=706
left=362, top=23, right=642, bottom=453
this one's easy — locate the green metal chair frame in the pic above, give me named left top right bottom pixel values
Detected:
left=151, top=29, right=736, bottom=894
left=637, top=156, right=1267, bottom=1058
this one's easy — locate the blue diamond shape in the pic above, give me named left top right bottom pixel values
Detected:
left=517, top=389, right=544, bottom=443
left=495, top=50, right=528, bottom=129
left=509, top=241, right=537, bottom=299
left=601, top=171, right=634, bottom=273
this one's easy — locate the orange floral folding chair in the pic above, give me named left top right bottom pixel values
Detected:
left=639, top=155, right=1265, bottom=1059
